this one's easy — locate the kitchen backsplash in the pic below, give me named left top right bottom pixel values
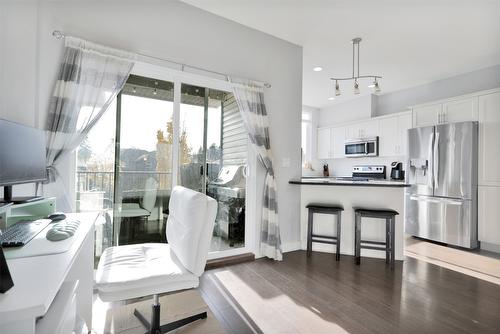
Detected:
left=305, top=156, right=407, bottom=179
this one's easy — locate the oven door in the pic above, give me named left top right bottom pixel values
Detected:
left=345, top=141, right=367, bottom=157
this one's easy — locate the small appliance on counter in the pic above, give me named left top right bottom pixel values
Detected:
left=323, top=164, right=329, bottom=177
left=390, top=161, right=405, bottom=180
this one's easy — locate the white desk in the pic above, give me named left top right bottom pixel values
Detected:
left=0, top=212, right=98, bottom=334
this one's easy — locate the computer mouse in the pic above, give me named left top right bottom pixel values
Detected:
left=46, top=229, right=72, bottom=241
left=48, top=212, right=66, bottom=221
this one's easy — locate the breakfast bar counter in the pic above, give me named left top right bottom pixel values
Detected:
left=289, top=177, right=409, bottom=187
left=291, top=178, right=406, bottom=261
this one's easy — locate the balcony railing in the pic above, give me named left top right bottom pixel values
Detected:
left=76, top=170, right=172, bottom=211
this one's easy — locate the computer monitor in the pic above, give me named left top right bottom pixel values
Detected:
left=0, top=119, right=47, bottom=203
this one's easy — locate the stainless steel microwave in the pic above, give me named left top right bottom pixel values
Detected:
left=344, top=137, right=379, bottom=157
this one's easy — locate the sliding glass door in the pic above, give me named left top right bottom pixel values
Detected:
left=77, top=70, right=249, bottom=259
left=113, top=76, right=174, bottom=245
left=179, top=83, right=246, bottom=252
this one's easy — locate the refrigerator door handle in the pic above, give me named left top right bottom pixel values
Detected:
left=409, top=195, right=464, bottom=206
left=433, top=132, right=440, bottom=190
left=409, top=195, right=440, bottom=203
left=427, top=132, right=434, bottom=187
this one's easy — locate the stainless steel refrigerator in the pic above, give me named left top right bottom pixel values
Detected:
left=405, top=121, right=478, bottom=249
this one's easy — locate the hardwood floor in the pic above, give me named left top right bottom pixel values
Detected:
left=199, top=250, right=500, bottom=334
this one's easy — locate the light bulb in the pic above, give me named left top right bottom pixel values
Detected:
left=368, top=78, right=381, bottom=93
left=354, top=79, right=360, bottom=94
left=335, top=80, right=341, bottom=96
left=132, top=87, right=137, bottom=93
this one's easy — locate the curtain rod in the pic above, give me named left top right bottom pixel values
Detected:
left=52, top=30, right=272, bottom=88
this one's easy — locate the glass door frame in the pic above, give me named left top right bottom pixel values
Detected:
left=131, top=61, right=257, bottom=260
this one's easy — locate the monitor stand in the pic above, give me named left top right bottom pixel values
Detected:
left=1, top=186, right=42, bottom=204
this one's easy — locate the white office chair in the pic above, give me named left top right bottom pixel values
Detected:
left=95, top=186, right=217, bottom=334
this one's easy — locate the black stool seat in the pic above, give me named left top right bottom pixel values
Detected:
left=354, top=208, right=399, bottom=216
left=354, top=207, right=398, bottom=269
left=306, top=203, right=343, bottom=261
left=306, top=203, right=344, bottom=211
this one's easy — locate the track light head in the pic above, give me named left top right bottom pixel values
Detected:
left=368, top=78, right=381, bottom=93
left=353, top=79, right=360, bottom=95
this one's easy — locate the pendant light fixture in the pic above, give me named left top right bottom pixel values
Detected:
left=330, top=37, right=382, bottom=96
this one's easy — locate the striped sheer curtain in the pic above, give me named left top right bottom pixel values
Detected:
left=232, top=82, right=282, bottom=261
left=44, top=36, right=135, bottom=211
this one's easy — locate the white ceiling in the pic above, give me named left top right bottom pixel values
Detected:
left=182, top=0, right=500, bottom=108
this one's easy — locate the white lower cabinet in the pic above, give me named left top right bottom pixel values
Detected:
left=478, top=186, right=500, bottom=245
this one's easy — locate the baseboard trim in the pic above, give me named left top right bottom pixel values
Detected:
left=282, top=241, right=301, bottom=253
left=206, top=253, right=255, bottom=270
left=480, top=242, right=500, bottom=254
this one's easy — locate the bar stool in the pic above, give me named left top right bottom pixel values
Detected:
left=306, top=204, right=344, bottom=261
left=354, top=208, right=398, bottom=269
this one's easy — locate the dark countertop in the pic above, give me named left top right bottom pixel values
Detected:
left=289, top=177, right=410, bottom=188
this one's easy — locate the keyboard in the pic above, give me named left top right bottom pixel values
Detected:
left=0, top=220, right=51, bottom=248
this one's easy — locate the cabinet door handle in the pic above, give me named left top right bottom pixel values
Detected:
left=443, top=111, right=447, bottom=123
left=438, top=112, right=441, bottom=124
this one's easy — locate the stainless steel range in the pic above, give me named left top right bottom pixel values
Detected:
left=335, top=165, right=386, bottom=181
left=207, top=165, right=246, bottom=246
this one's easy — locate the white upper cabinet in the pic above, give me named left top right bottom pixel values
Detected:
left=478, top=92, right=500, bottom=186
left=346, top=120, right=378, bottom=139
left=378, top=117, right=398, bottom=156
left=378, top=112, right=412, bottom=157
left=397, top=113, right=413, bottom=156
left=412, top=97, right=478, bottom=127
left=331, top=126, right=347, bottom=158
left=413, top=104, right=441, bottom=127
left=317, top=127, right=331, bottom=159
left=442, top=98, right=478, bottom=123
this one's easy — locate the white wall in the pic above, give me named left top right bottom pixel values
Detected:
left=319, top=94, right=375, bottom=126
left=0, top=0, right=303, bottom=252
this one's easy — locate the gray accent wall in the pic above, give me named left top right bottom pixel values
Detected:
left=375, top=64, right=500, bottom=116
